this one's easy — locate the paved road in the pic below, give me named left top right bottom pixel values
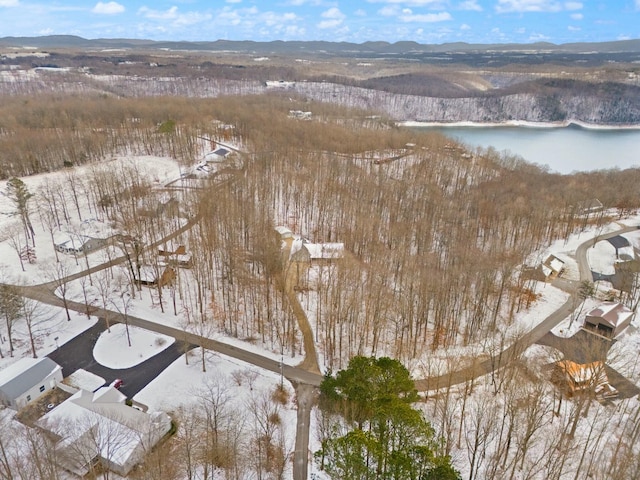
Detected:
left=17, top=286, right=324, bottom=388
left=416, top=224, right=639, bottom=392
left=293, top=384, right=318, bottom=480
left=536, top=328, right=613, bottom=364
left=47, top=317, right=192, bottom=398
left=10, top=214, right=636, bottom=480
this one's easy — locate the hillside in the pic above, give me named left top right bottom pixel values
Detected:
left=2, top=37, right=640, bottom=125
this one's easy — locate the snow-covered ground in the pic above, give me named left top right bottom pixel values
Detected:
left=2, top=141, right=640, bottom=479
left=93, top=324, right=174, bottom=369
left=0, top=155, right=181, bottom=286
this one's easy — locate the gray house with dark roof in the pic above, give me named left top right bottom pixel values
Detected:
left=0, top=357, right=63, bottom=410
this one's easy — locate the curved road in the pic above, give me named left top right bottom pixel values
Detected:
left=9, top=197, right=635, bottom=479
left=415, top=224, right=638, bottom=391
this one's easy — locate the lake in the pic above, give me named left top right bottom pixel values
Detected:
left=410, top=124, right=640, bottom=174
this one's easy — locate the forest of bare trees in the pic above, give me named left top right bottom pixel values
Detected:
left=3, top=91, right=640, bottom=368
left=2, top=73, right=640, bottom=478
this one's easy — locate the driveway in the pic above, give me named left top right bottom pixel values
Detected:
left=536, top=328, right=614, bottom=363
left=47, top=317, right=193, bottom=398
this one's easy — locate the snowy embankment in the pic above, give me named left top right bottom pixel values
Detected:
left=398, top=119, right=640, bottom=130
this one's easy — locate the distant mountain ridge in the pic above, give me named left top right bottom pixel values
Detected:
left=2, top=35, right=639, bottom=125
left=2, top=35, right=640, bottom=55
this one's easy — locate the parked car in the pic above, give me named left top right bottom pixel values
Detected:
left=111, top=378, right=124, bottom=390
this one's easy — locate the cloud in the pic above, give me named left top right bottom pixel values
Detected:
left=139, top=6, right=179, bottom=20
left=567, top=25, right=581, bottom=31
left=496, top=0, right=565, bottom=13
left=263, top=11, right=298, bottom=26
left=529, top=32, right=550, bottom=41
left=92, top=2, right=124, bottom=15
left=458, top=0, right=482, bottom=11
left=138, top=6, right=212, bottom=26
left=460, top=23, right=471, bottom=30
left=378, top=5, right=399, bottom=16
left=570, top=12, right=582, bottom=20
left=399, top=10, right=452, bottom=22
left=0, top=0, right=19, bottom=6
left=317, top=7, right=346, bottom=29
left=564, top=2, right=582, bottom=10
left=287, top=0, right=325, bottom=5
left=636, top=0, right=640, bottom=9
left=212, top=6, right=302, bottom=36
left=226, top=0, right=242, bottom=3
left=367, top=0, right=445, bottom=5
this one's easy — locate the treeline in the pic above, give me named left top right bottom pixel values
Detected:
left=0, top=95, right=238, bottom=178
left=3, top=60, right=639, bottom=124
left=0, top=50, right=300, bottom=80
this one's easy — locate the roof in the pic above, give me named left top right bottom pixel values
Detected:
left=275, top=226, right=293, bottom=238
left=137, top=265, right=160, bottom=283
left=288, top=235, right=344, bottom=261
left=63, top=369, right=105, bottom=392
left=38, top=387, right=171, bottom=475
left=158, top=242, right=185, bottom=255
left=586, top=302, right=634, bottom=328
left=305, top=242, right=344, bottom=260
left=557, top=360, right=605, bottom=385
left=53, top=231, right=92, bottom=250
left=544, top=255, right=565, bottom=273
left=0, top=357, right=61, bottom=399
left=213, top=147, right=230, bottom=157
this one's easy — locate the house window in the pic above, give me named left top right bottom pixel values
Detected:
left=26, top=395, right=31, bottom=402
left=40, top=385, right=46, bottom=392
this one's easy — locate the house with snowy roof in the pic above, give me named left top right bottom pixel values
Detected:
left=53, top=231, right=106, bottom=255
left=53, top=219, right=116, bottom=256
left=158, top=243, right=192, bottom=268
left=552, top=360, right=616, bottom=398
left=289, top=237, right=344, bottom=289
left=583, top=301, right=634, bottom=338
left=136, top=264, right=176, bottom=287
left=205, top=147, right=231, bottom=161
left=0, top=357, right=63, bottom=410
left=542, top=255, right=565, bottom=278
left=38, top=386, right=172, bottom=476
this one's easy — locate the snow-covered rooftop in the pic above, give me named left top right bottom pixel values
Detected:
left=586, top=301, right=634, bottom=328
left=305, top=242, right=344, bottom=260
left=38, top=387, right=171, bottom=476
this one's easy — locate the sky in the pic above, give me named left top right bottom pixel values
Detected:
left=0, top=0, right=639, bottom=45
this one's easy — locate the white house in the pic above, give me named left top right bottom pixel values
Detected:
left=38, top=387, right=172, bottom=476
left=0, top=357, right=63, bottom=410
left=289, top=238, right=344, bottom=264
left=542, top=254, right=565, bottom=278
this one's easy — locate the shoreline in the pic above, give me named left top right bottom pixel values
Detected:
left=398, top=120, right=640, bottom=131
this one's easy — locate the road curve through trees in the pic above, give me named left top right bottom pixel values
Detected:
left=415, top=224, right=638, bottom=391
left=9, top=213, right=636, bottom=479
